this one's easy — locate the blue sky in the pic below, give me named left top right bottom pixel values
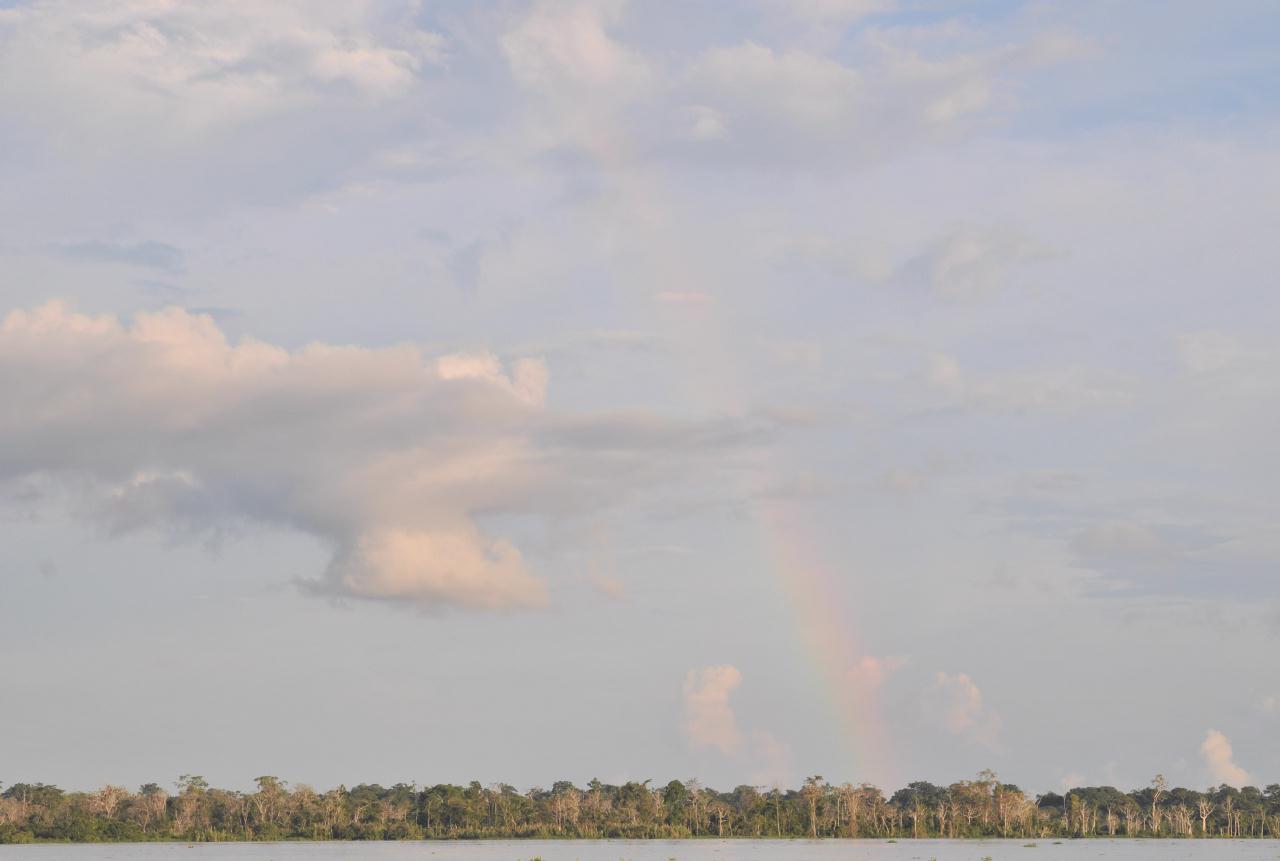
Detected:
left=0, top=0, right=1277, bottom=795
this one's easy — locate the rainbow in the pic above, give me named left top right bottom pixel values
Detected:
left=649, top=280, right=898, bottom=787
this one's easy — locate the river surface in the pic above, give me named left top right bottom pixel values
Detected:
left=2, top=840, right=1278, bottom=861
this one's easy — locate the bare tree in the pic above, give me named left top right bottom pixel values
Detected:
left=1149, top=774, right=1168, bottom=835
left=801, top=776, right=824, bottom=838
left=88, top=785, right=129, bottom=819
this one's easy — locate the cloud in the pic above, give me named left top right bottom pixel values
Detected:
left=1176, top=331, right=1249, bottom=373
left=846, top=654, right=907, bottom=691
left=922, top=671, right=1002, bottom=748
left=500, top=0, right=652, bottom=156
left=502, top=1, right=649, bottom=98
left=898, top=224, right=1056, bottom=299
left=53, top=240, right=185, bottom=273
left=680, top=664, right=794, bottom=782
left=1261, top=696, right=1278, bottom=715
left=926, top=353, right=1133, bottom=415
left=0, top=1, right=448, bottom=217
left=0, top=302, right=772, bottom=613
left=690, top=42, right=862, bottom=135
left=671, top=20, right=1089, bottom=168
left=588, top=573, right=627, bottom=601
left=681, top=665, right=745, bottom=754
left=655, top=291, right=714, bottom=307
left=322, top=524, right=546, bottom=611
left=1058, top=772, right=1086, bottom=792
left=684, top=105, right=728, bottom=142
left=747, top=729, right=795, bottom=788
left=1200, top=729, right=1250, bottom=786
left=0, top=2, right=438, bottom=139
left=1069, top=522, right=1171, bottom=563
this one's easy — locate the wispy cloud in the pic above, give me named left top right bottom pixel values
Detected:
left=53, top=240, right=184, bottom=272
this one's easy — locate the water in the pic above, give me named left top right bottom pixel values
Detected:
left=1, top=840, right=1278, bottom=861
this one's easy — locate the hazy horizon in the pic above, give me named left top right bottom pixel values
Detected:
left=1, top=0, right=1278, bottom=796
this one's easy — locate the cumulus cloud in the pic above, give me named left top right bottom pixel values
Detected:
left=681, top=665, right=744, bottom=754
left=922, top=671, right=1002, bottom=748
left=846, top=654, right=907, bottom=691
left=681, top=664, right=793, bottom=783
left=1200, top=729, right=1250, bottom=786
left=0, top=303, right=773, bottom=612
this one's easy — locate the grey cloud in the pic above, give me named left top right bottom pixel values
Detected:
left=53, top=240, right=184, bottom=272
left=924, top=353, right=1135, bottom=416
left=896, top=224, right=1058, bottom=299
left=543, top=411, right=782, bottom=454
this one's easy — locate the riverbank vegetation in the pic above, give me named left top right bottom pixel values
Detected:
left=2, top=772, right=1278, bottom=843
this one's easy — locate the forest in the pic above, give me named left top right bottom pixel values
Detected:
left=2, top=772, right=1279, bottom=843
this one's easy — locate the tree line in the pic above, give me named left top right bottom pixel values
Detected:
left=2, top=771, right=1278, bottom=843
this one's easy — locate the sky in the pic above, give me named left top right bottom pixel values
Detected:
left=1, top=0, right=1278, bottom=796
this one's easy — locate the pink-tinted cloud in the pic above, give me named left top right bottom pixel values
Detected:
left=1201, top=729, right=1250, bottom=786
left=681, top=665, right=744, bottom=754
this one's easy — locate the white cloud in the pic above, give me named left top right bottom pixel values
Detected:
left=1200, top=729, right=1250, bottom=787
left=324, top=524, right=546, bottom=610
left=685, top=105, right=728, bottom=142
left=681, top=665, right=744, bottom=754
left=500, top=0, right=652, bottom=156
left=923, top=671, right=1002, bottom=748
left=1262, top=696, right=1278, bottom=715
left=502, top=1, right=648, bottom=96
left=691, top=42, right=862, bottom=133
left=1058, top=772, right=1086, bottom=792
left=0, top=302, right=546, bottom=610
left=0, top=1, right=438, bottom=143
left=681, top=665, right=794, bottom=782
left=0, top=302, right=770, bottom=612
